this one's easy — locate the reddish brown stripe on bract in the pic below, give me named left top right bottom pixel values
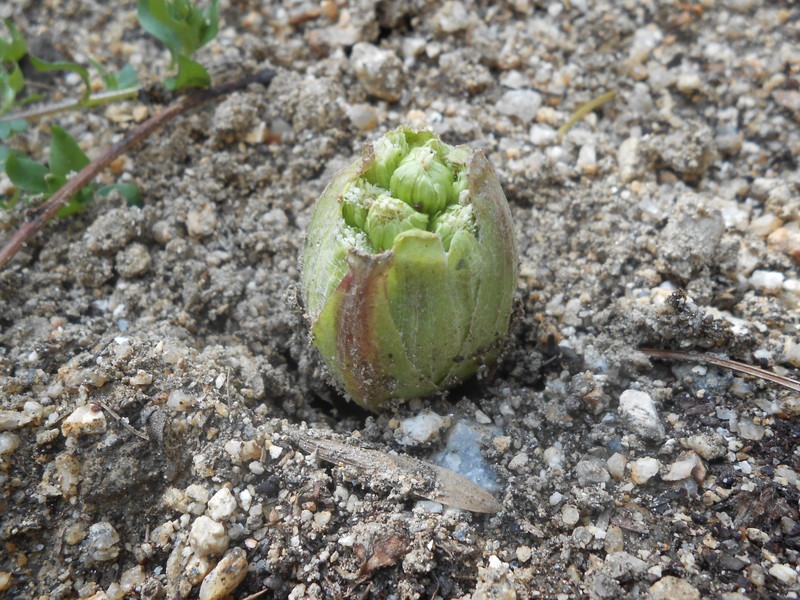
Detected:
left=333, top=252, right=393, bottom=403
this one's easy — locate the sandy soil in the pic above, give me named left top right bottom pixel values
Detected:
left=1, top=1, right=799, bottom=599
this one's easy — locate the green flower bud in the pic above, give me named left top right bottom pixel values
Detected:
left=365, top=194, right=429, bottom=252
left=389, top=141, right=454, bottom=215
left=302, top=126, right=518, bottom=411
left=363, top=129, right=408, bottom=189
left=431, top=203, right=475, bottom=251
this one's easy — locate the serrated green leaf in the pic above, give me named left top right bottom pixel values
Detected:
left=30, top=55, right=91, bottom=106
left=97, top=183, right=143, bottom=207
left=49, top=125, right=89, bottom=178
left=1, top=19, right=28, bottom=62
left=166, top=55, right=210, bottom=90
left=5, top=151, right=49, bottom=194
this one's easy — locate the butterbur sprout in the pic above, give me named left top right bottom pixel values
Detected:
left=302, top=126, right=518, bottom=411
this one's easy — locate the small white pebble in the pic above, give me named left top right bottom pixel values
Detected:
left=561, top=504, right=580, bottom=527
left=224, top=440, right=243, bottom=462
left=768, top=563, right=797, bottom=585
left=394, top=411, right=449, bottom=446
left=314, top=510, right=332, bottom=527
left=189, top=516, right=229, bottom=558
left=0, top=432, right=20, bottom=456
left=748, top=270, right=784, bottom=293
left=749, top=213, right=782, bottom=237
left=508, top=452, right=529, bottom=470
left=186, top=484, right=210, bottom=505
left=630, top=457, right=660, bottom=485
left=474, top=410, right=492, bottom=424
left=166, top=390, right=193, bottom=411
left=129, top=370, right=153, bottom=386
left=606, top=453, right=627, bottom=480
left=543, top=446, right=565, bottom=469
left=61, top=405, right=107, bottom=437
left=207, top=488, right=237, bottom=521
left=516, top=545, right=532, bottom=563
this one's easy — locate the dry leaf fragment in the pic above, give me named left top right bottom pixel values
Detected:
left=287, top=428, right=502, bottom=513
left=355, top=534, right=409, bottom=575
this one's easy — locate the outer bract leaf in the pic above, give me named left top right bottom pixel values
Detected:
left=312, top=250, right=433, bottom=412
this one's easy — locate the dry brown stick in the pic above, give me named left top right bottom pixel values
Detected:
left=642, top=347, right=800, bottom=393
left=0, top=69, right=276, bottom=272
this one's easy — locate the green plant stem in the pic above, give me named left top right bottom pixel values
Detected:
left=0, top=87, right=141, bottom=123
left=0, top=68, right=276, bottom=271
left=557, top=89, right=616, bottom=142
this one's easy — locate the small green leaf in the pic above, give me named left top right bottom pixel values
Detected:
left=0, top=188, right=19, bottom=210
left=138, top=0, right=184, bottom=63
left=45, top=172, right=67, bottom=194
left=198, top=0, right=220, bottom=46
left=88, top=58, right=113, bottom=88
left=5, top=151, right=49, bottom=194
left=97, top=184, right=143, bottom=207
left=8, top=62, right=24, bottom=94
left=1, top=19, right=28, bottom=62
left=17, top=92, right=44, bottom=107
left=1, top=64, right=27, bottom=114
left=0, top=118, right=27, bottom=140
left=115, top=64, right=139, bottom=90
left=56, top=186, right=95, bottom=217
left=138, top=0, right=219, bottom=81
left=87, top=60, right=138, bottom=92
left=30, top=55, right=91, bottom=106
left=165, top=55, right=210, bottom=90
left=49, top=125, right=89, bottom=178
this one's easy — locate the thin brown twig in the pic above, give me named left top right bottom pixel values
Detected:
left=0, top=69, right=276, bottom=272
left=642, top=348, right=800, bottom=393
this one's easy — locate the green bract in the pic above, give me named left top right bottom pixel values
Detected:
left=302, top=126, right=518, bottom=411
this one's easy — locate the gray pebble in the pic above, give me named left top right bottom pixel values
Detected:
left=618, top=390, right=665, bottom=443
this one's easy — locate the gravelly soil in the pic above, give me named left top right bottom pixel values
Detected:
left=1, top=1, right=799, bottom=599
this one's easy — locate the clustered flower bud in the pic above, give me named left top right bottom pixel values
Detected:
left=302, top=127, right=518, bottom=411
